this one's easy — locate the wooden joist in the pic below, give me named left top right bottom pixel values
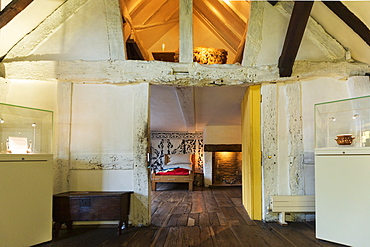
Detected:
left=278, top=1, right=314, bottom=77
left=0, top=0, right=33, bottom=29
left=322, top=1, right=370, bottom=46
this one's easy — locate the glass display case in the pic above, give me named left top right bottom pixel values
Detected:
left=315, top=95, right=370, bottom=149
left=0, top=103, right=53, bottom=154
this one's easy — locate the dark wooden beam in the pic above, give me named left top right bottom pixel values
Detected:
left=278, top=1, right=313, bottom=77
left=322, top=1, right=370, bottom=46
left=204, top=144, right=242, bottom=152
left=0, top=0, right=33, bottom=29
left=268, top=1, right=279, bottom=6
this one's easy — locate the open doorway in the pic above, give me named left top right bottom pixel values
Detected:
left=149, top=84, right=262, bottom=221
left=149, top=84, right=246, bottom=186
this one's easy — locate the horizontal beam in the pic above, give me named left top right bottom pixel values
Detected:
left=204, top=144, right=242, bottom=152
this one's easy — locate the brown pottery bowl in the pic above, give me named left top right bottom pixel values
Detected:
left=335, top=134, right=355, bottom=145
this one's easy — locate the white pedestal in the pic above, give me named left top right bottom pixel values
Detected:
left=315, top=148, right=370, bottom=246
left=0, top=154, right=53, bottom=247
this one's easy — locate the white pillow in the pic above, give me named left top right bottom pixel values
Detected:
left=162, top=164, right=192, bottom=170
left=167, top=154, right=192, bottom=165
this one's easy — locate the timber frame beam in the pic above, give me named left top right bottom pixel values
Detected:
left=322, top=1, right=370, bottom=46
left=0, top=0, right=33, bottom=29
left=278, top=1, right=314, bottom=77
left=175, top=87, right=196, bottom=133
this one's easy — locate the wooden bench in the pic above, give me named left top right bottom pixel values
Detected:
left=270, top=195, right=315, bottom=225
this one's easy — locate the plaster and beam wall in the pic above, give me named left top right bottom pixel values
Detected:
left=261, top=76, right=370, bottom=222
left=0, top=0, right=369, bottom=226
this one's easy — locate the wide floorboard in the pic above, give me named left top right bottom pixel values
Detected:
left=37, top=184, right=345, bottom=247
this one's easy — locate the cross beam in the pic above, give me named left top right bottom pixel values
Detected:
left=278, top=1, right=314, bottom=77
left=323, top=1, right=370, bottom=46
left=0, top=0, right=33, bottom=29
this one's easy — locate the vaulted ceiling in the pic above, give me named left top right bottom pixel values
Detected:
left=120, top=0, right=250, bottom=63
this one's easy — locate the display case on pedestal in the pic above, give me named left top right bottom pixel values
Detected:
left=314, top=95, right=370, bottom=246
left=0, top=103, right=54, bottom=247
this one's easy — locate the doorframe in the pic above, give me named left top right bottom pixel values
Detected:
left=241, top=85, right=262, bottom=220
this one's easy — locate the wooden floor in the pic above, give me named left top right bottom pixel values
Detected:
left=37, top=184, right=345, bottom=247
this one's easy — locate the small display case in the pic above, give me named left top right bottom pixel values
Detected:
left=0, top=103, right=53, bottom=154
left=315, top=95, right=370, bottom=149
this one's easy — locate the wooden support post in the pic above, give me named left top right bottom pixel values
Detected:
left=179, top=0, right=193, bottom=63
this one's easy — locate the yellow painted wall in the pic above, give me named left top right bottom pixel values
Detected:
left=241, top=85, right=262, bottom=220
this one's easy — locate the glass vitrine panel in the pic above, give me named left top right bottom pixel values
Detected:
left=0, top=103, right=53, bottom=154
left=315, top=95, right=370, bottom=148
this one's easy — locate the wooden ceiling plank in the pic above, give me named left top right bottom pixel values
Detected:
left=142, top=0, right=177, bottom=25
left=164, top=6, right=179, bottom=22
left=233, top=27, right=248, bottom=64
left=193, top=1, right=239, bottom=52
left=194, top=8, right=236, bottom=53
left=120, top=0, right=151, bottom=60
left=196, top=0, right=242, bottom=42
left=278, top=1, right=314, bottom=77
left=322, top=1, right=370, bottom=46
left=128, top=0, right=146, bottom=18
left=0, top=0, right=33, bottom=29
left=218, top=0, right=248, bottom=27
left=142, top=0, right=167, bottom=25
left=134, top=19, right=178, bottom=31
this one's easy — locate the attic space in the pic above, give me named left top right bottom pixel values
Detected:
left=120, top=0, right=250, bottom=64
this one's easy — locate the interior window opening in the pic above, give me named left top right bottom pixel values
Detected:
left=120, top=0, right=250, bottom=64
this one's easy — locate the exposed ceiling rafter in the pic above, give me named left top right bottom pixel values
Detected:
left=0, top=0, right=33, bottom=29
left=322, top=1, right=370, bottom=46
left=278, top=1, right=314, bottom=77
left=120, top=0, right=151, bottom=60
left=175, top=87, right=196, bottom=133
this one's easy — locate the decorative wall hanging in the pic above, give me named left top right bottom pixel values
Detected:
left=150, top=132, right=203, bottom=172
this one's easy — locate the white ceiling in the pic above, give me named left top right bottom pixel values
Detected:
left=150, top=85, right=247, bottom=132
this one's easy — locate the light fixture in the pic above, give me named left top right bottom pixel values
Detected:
left=32, top=123, right=36, bottom=127
left=0, top=118, right=4, bottom=123
left=329, top=117, right=336, bottom=121
left=353, top=114, right=360, bottom=119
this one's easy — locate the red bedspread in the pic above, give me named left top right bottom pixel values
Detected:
left=156, top=168, right=190, bottom=176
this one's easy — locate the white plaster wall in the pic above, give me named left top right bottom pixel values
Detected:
left=203, top=152, right=212, bottom=187
left=0, top=0, right=65, bottom=58
left=256, top=3, right=331, bottom=66
left=301, top=76, right=370, bottom=196
left=0, top=79, right=57, bottom=110
left=276, top=83, right=289, bottom=195
left=203, top=125, right=241, bottom=144
left=30, top=0, right=110, bottom=60
left=70, top=83, right=134, bottom=170
left=69, top=170, right=134, bottom=191
left=69, top=83, right=150, bottom=226
left=262, top=76, right=369, bottom=221
left=301, top=77, right=350, bottom=154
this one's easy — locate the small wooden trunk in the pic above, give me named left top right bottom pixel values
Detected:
left=53, top=191, right=133, bottom=237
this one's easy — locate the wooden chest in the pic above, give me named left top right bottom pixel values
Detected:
left=53, top=191, right=133, bottom=236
